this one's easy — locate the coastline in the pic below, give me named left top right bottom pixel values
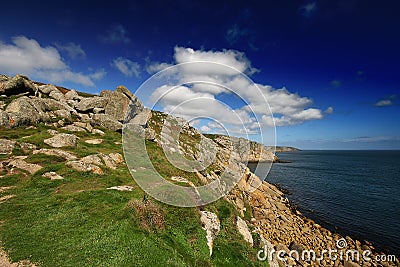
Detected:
left=229, top=169, right=400, bottom=266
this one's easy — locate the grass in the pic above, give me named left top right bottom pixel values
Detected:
left=0, top=124, right=268, bottom=266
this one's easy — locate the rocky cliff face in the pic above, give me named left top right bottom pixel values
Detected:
left=0, top=74, right=398, bottom=267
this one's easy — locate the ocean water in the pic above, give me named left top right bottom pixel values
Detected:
left=248, top=150, right=400, bottom=255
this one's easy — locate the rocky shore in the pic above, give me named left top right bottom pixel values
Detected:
left=0, top=74, right=398, bottom=267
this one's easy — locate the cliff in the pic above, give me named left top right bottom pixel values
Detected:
left=0, top=74, right=397, bottom=267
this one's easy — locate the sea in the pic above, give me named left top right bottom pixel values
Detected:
left=248, top=150, right=400, bottom=256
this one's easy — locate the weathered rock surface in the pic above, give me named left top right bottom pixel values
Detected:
left=61, top=125, right=86, bottom=132
left=0, top=139, right=16, bottom=154
left=91, top=114, right=122, bottom=131
left=44, top=133, right=77, bottom=148
left=107, top=185, right=134, bottom=191
left=200, top=211, right=220, bottom=256
left=8, top=158, right=42, bottom=174
left=236, top=216, right=253, bottom=246
left=42, top=172, right=64, bottom=180
left=64, top=89, right=80, bottom=100
left=85, top=139, right=103, bottom=144
left=0, top=74, right=37, bottom=96
left=33, top=148, right=77, bottom=160
left=65, top=161, right=103, bottom=174
left=75, top=97, right=108, bottom=112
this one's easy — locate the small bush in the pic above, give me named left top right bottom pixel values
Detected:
left=126, top=198, right=165, bottom=231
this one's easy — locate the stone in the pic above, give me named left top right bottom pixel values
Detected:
left=107, top=185, right=134, bottom=191
left=75, top=97, right=108, bottom=112
left=44, top=133, right=77, bottom=148
left=54, top=110, right=71, bottom=120
left=236, top=216, right=253, bottom=246
left=145, top=128, right=156, bottom=141
left=109, top=153, right=124, bottom=164
left=73, top=122, right=92, bottom=132
left=33, top=148, right=77, bottom=160
left=0, top=110, right=10, bottom=128
left=91, top=114, right=122, bottom=131
left=42, top=98, right=76, bottom=113
left=104, top=91, right=131, bottom=121
left=80, top=154, right=103, bottom=166
left=5, top=96, right=48, bottom=126
left=91, top=128, right=105, bottom=136
left=61, top=125, right=86, bottom=132
left=100, top=153, right=117, bottom=169
left=0, top=74, right=37, bottom=96
left=85, top=139, right=103, bottom=144
left=49, top=89, right=66, bottom=102
left=8, top=158, right=42, bottom=174
left=200, top=211, right=220, bottom=256
left=42, top=172, right=64, bottom=180
left=100, top=90, right=113, bottom=98
left=38, top=84, right=57, bottom=94
left=129, top=108, right=151, bottom=126
left=64, top=89, right=80, bottom=100
left=0, top=139, right=16, bottom=154
left=115, top=85, right=135, bottom=99
left=65, top=161, right=103, bottom=174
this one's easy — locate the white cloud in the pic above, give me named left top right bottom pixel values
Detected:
left=111, top=57, right=141, bottom=77
left=0, top=36, right=103, bottom=87
left=146, top=62, right=173, bottom=74
left=55, top=42, right=86, bottom=59
left=146, top=47, right=331, bottom=135
left=225, top=24, right=248, bottom=44
left=374, top=99, right=393, bottom=107
left=100, top=24, right=130, bottom=44
left=325, top=106, right=334, bottom=114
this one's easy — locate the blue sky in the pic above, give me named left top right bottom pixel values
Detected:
left=0, top=0, right=399, bottom=149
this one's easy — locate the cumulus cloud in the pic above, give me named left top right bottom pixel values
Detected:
left=100, top=24, right=130, bottom=44
left=146, top=61, right=173, bottom=74
left=145, top=47, right=330, bottom=135
left=374, top=99, right=393, bottom=107
left=55, top=42, right=86, bottom=59
left=111, top=57, right=141, bottom=77
left=0, top=36, right=103, bottom=87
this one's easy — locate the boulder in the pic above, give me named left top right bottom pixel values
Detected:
left=65, top=161, right=103, bottom=174
left=8, top=158, right=42, bottom=174
left=44, top=133, right=77, bottom=148
left=42, top=98, right=76, bottom=113
left=200, top=211, right=220, bottom=256
left=38, top=84, right=57, bottom=94
left=49, top=89, right=66, bottom=102
left=236, top=216, right=254, bottom=246
left=19, top=142, right=37, bottom=152
left=64, top=89, right=80, bottom=100
left=75, top=97, right=108, bottom=112
left=129, top=108, right=151, bottom=126
left=80, top=154, right=103, bottom=166
left=99, top=153, right=117, bottom=169
left=0, top=74, right=37, bottom=96
left=54, top=110, right=71, bottom=120
left=0, top=139, right=16, bottom=154
left=5, top=96, right=49, bottom=126
left=91, top=128, right=105, bottom=136
left=109, top=153, right=124, bottom=164
left=104, top=91, right=131, bottom=121
left=145, top=128, right=156, bottom=141
left=0, top=110, right=10, bottom=128
left=91, top=114, right=122, bottom=131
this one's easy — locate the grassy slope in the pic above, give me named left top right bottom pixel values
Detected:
left=0, top=124, right=267, bottom=267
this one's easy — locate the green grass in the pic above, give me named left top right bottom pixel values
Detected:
left=0, top=124, right=267, bottom=266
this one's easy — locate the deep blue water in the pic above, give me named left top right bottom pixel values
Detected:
left=248, top=150, right=400, bottom=255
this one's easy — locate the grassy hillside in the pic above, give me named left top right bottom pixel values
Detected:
left=0, top=123, right=267, bottom=266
